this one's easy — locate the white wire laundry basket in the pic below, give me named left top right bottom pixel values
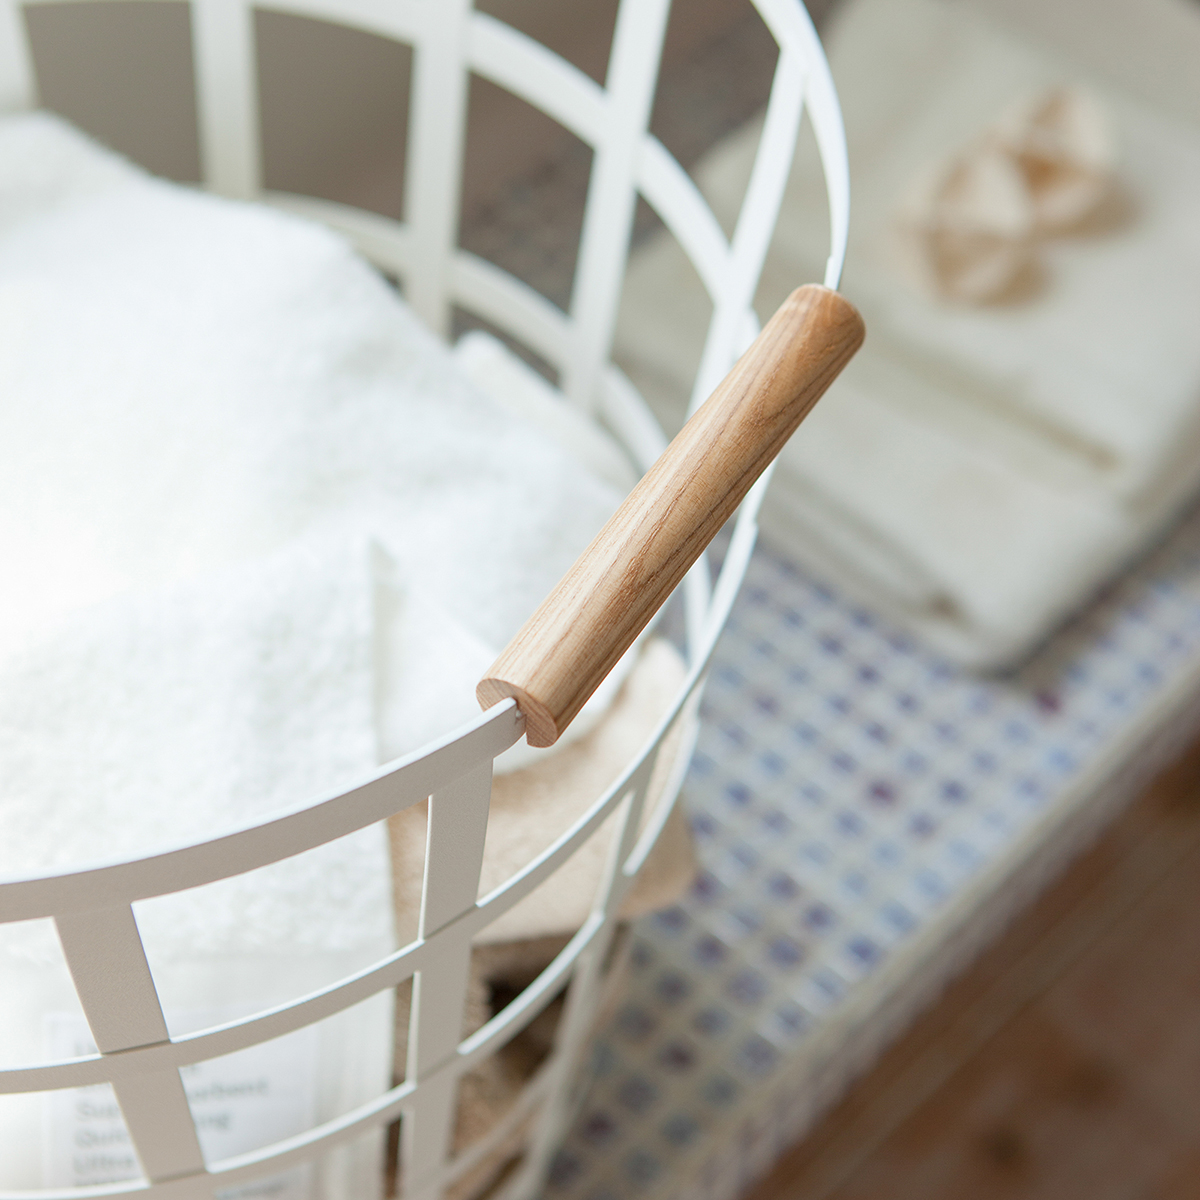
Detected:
left=0, top=2, right=852, bottom=1198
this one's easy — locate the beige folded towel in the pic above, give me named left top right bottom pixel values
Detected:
left=387, top=638, right=697, bottom=1197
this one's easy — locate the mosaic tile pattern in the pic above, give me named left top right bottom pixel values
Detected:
left=548, top=505, right=1200, bottom=1200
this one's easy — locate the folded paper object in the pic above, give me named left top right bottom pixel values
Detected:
left=892, top=85, right=1116, bottom=303
left=616, top=0, right=1200, bottom=668
left=0, top=113, right=693, bottom=1194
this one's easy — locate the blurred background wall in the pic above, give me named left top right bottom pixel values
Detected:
left=21, top=0, right=795, bottom=223
left=23, top=0, right=1200, bottom=214
left=22, top=0, right=1197, bottom=326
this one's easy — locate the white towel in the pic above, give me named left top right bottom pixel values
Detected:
left=0, top=537, right=382, bottom=951
left=0, top=536, right=394, bottom=1193
left=453, top=330, right=639, bottom=495
left=0, top=112, right=622, bottom=660
left=615, top=0, right=1200, bottom=667
left=0, top=108, right=644, bottom=957
left=0, top=111, right=629, bottom=1192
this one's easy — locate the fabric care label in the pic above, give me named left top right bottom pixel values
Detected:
left=43, top=1011, right=318, bottom=1199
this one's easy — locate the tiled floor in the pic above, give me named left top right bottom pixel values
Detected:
left=743, top=731, right=1200, bottom=1200
left=539, top=496, right=1200, bottom=1200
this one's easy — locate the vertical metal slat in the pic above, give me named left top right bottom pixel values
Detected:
left=56, top=906, right=207, bottom=1184
left=0, top=0, right=35, bottom=112
left=403, top=0, right=471, bottom=336
left=401, top=761, right=493, bottom=1198
left=561, top=0, right=671, bottom=412
left=192, top=0, right=261, bottom=198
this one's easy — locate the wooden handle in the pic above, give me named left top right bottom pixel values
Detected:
left=477, top=284, right=864, bottom=747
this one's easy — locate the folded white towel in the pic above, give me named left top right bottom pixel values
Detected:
left=0, top=536, right=393, bottom=1192
left=838, top=50, right=1200, bottom=503
left=453, top=330, right=639, bottom=495
left=763, top=363, right=1132, bottom=665
left=373, top=537, right=647, bottom=775
left=616, top=0, right=1200, bottom=667
left=0, top=111, right=628, bottom=1192
left=0, top=537, right=382, bottom=946
left=0, top=112, right=622, bottom=660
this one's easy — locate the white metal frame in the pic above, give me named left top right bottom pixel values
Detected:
left=0, top=2, right=849, bottom=1198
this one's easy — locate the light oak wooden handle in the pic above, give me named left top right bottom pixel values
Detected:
left=477, top=284, right=865, bottom=747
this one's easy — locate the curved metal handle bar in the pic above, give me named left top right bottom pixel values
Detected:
left=0, top=702, right=522, bottom=921
left=478, top=285, right=865, bottom=747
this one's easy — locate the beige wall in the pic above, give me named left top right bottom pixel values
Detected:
left=21, top=0, right=760, bottom=217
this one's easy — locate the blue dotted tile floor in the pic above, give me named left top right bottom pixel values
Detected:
left=547, top=504, right=1200, bottom=1200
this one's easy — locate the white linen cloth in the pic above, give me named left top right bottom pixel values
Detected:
left=615, top=0, right=1200, bottom=668
left=0, top=111, right=622, bottom=663
left=0, top=111, right=629, bottom=1192
left=0, top=536, right=395, bottom=1195
left=453, top=330, right=639, bottom=495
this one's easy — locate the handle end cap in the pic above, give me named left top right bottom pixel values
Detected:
left=477, top=677, right=559, bottom=748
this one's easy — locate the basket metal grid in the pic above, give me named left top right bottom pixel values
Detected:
left=0, top=2, right=848, bottom=1197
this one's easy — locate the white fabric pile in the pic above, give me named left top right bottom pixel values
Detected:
left=0, top=112, right=637, bottom=1192
left=615, top=0, right=1200, bottom=668
left=0, top=111, right=624, bottom=705
left=0, top=537, right=393, bottom=1195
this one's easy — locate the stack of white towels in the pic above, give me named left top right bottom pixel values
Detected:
left=0, top=113, right=634, bottom=1192
left=616, top=0, right=1200, bottom=668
